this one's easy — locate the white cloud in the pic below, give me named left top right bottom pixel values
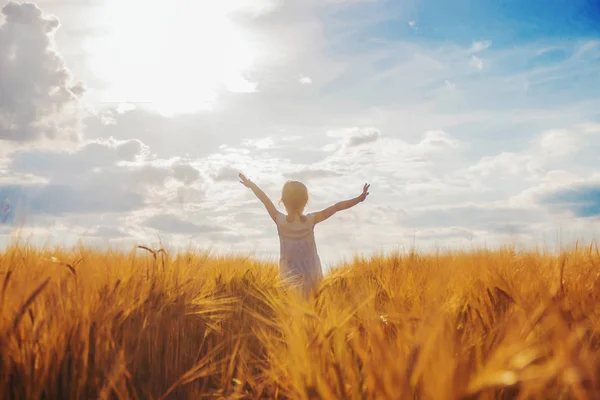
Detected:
left=283, top=168, right=341, bottom=181
left=0, top=2, right=84, bottom=143
left=445, top=80, right=457, bottom=90
left=467, top=152, right=539, bottom=178
left=299, top=75, right=313, bottom=84
left=536, top=129, right=579, bottom=158
left=99, top=114, right=117, bottom=126
left=116, top=103, right=136, bottom=114
left=458, top=125, right=599, bottom=222
left=242, top=137, right=276, bottom=149
left=345, top=127, right=381, bottom=147
left=470, top=40, right=492, bottom=53
left=325, top=127, right=382, bottom=150
left=211, top=165, right=241, bottom=182
left=465, top=129, right=581, bottom=182
left=508, top=173, right=600, bottom=212
left=282, top=128, right=468, bottom=214
left=173, top=163, right=201, bottom=185
left=469, top=129, right=582, bottom=176
left=402, top=203, right=546, bottom=234
left=417, top=130, right=460, bottom=151
left=579, top=122, right=600, bottom=135
left=86, top=226, right=127, bottom=239
left=469, top=55, right=484, bottom=70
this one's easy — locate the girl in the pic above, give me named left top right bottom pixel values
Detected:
left=239, top=173, right=370, bottom=296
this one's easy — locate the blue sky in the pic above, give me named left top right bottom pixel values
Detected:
left=0, top=0, right=599, bottom=267
left=344, top=0, right=600, bottom=43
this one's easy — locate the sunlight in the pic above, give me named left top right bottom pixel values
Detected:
left=87, top=0, right=261, bottom=116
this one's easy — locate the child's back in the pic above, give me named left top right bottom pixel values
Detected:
left=275, top=212, right=323, bottom=294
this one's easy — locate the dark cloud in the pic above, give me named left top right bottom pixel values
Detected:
left=145, top=214, right=224, bottom=234
left=0, top=1, right=84, bottom=142
left=5, top=137, right=206, bottom=215
left=31, top=184, right=143, bottom=214
left=0, top=183, right=144, bottom=216
left=541, top=183, right=600, bottom=218
left=10, top=138, right=147, bottom=177
left=1, top=138, right=205, bottom=216
left=1, top=163, right=192, bottom=215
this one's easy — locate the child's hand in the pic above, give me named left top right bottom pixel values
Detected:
left=239, top=173, right=252, bottom=188
left=358, top=183, right=370, bottom=202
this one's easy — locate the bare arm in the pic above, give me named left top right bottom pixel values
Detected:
left=239, top=173, right=279, bottom=222
left=313, top=183, right=370, bottom=224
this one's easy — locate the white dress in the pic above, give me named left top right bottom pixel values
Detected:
left=275, top=211, right=323, bottom=294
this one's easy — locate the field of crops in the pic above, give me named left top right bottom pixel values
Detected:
left=1, top=243, right=599, bottom=399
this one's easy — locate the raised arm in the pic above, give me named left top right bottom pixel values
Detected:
left=313, top=183, right=370, bottom=224
left=239, top=173, right=279, bottom=222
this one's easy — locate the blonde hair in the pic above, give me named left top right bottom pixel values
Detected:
left=280, top=180, right=309, bottom=217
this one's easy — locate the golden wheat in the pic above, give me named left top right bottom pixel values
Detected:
left=0, top=242, right=599, bottom=399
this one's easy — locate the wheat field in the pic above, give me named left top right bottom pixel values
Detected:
left=0, top=241, right=599, bottom=399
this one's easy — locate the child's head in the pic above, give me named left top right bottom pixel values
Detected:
left=281, top=180, right=308, bottom=215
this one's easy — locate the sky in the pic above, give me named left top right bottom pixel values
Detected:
left=1, top=0, right=599, bottom=268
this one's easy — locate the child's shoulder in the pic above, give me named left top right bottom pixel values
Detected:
left=278, top=212, right=315, bottom=224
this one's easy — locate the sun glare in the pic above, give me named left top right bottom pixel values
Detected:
left=87, top=0, right=259, bottom=116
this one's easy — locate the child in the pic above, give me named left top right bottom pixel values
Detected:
left=239, top=173, right=370, bottom=296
